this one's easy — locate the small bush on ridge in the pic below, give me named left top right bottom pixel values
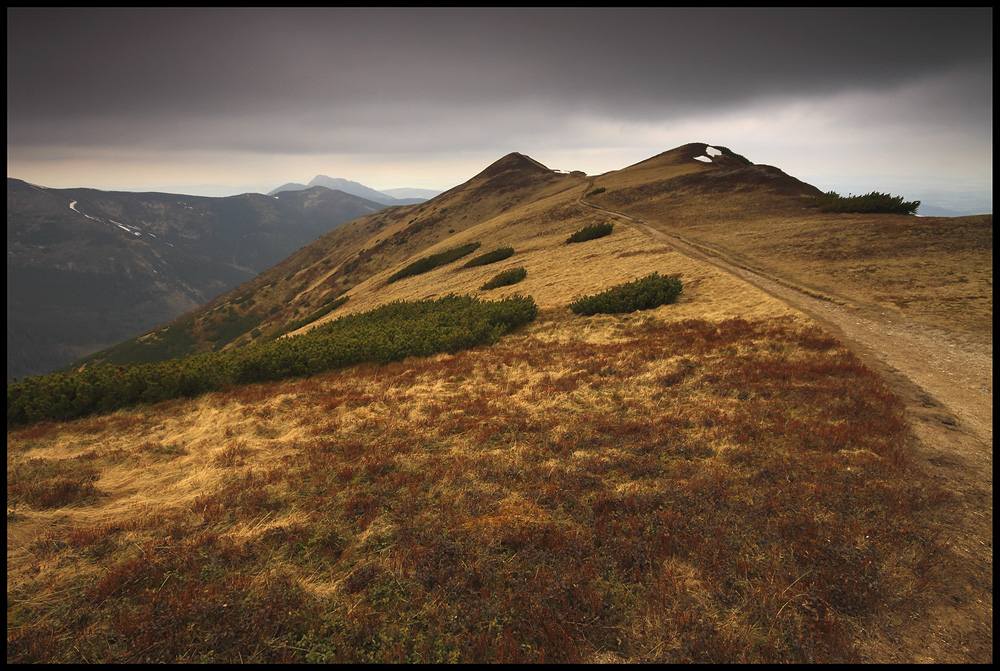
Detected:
left=463, top=247, right=515, bottom=268
left=566, top=222, right=614, bottom=244
left=387, top=242, right=482, bottom=283
left=811, top=191, right=920, bottom=215
left=570, top=272, right=683, bottom=315
left=481, top=267, right=527, bottom=290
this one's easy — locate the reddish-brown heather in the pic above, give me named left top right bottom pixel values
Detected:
left=3, top=311, right=971, bottom=662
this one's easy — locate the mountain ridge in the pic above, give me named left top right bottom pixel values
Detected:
left=60, top=143, right=847, bottom=369
left=7, top=142, right=992, bottom=664
left=267, top=175, right=435, bottom=205
left=14, top=142, right=989, bottom=378
left=6, top=180, right=387, bottom=379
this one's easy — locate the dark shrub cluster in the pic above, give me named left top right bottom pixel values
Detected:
left=271, top=295, right=350, bottom=339
left=463, top=247, right=515, bottom=268
left=586, top=187, right=606, bottom=196
left=566, top=222, right=614, bottom=244
left=569, top=272, right=683, bottom=316
left=811, top=191, right=920, bottom=215
left=481, top=267, right=527, bottom=290
left=79, top=319, right=197, bottom=367
left=387, top=243, right=482, bottom=283
left=7, top=294, right=538, bottom=426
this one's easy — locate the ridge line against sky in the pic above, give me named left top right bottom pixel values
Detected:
left=6, top=7, right=993, bottom=213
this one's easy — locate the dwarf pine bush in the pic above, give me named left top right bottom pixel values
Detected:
left=812, top=191, right=920, bottom=215
left=387, top=242, right=481, bottom=283
left=566, top=222, right=614, bottom=244
left=481, top=267, right=527, bottom=290
left=7, top=294, right=538, bottom=426
left=271, top=295, right=350, bottom=339
left=569, top=272, right=683, bottom=316
left=463, top=247, right=515, bottom=268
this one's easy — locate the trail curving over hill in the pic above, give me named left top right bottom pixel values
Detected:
left=578, top=182, right=992, bottom=664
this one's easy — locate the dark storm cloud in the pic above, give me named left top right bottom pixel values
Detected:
left=7, top=7, right=991, bottom=154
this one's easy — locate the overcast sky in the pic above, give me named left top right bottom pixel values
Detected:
left=7, top=8, right=993, bottom=212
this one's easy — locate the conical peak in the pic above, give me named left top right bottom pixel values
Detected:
left=476, top=152, right=553, bottom=180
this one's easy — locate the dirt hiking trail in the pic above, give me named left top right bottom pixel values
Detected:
left=580, top=192, right=993, bottom=664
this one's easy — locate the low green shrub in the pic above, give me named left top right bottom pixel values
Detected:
left=74, top=320, right=198, bottom=368
left=271, top=295, right=350, bottom=339
left=387, top=243, right=481, bottom=283
left=811, top=191, right=920, bottom=215
left=7, top=294, right=538, bottom=427
left=481, top=267, right=527, bottom=290
left=566, top=222, right=614, bottom=244
left=586, top=187, right=606, bottom=197
left=569, top=272, right=683, bottom=316
left=463, top=247, right=515, bottom=268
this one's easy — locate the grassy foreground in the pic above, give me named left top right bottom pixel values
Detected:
left=7, top=310, right=947, bottom=663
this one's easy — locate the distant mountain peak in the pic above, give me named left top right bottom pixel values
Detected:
left=267, top=175, right=432, bottom=205
left=475, top=152, right=553, bottom=180
left=307, top=175, right=370, bottom=192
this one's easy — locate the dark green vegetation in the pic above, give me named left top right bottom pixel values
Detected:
left=463, top=247, right=515, bottom=268
left=566, top=222, right=614, bottom=243
left=269, top=296, right=351, bottom=340
left=7, top=295, right=537, bottom=427
left=6, top=178, right=386, bottom=380
left=586, top=187, right=607, bottom=197
left=812, top=191, right=921, bottom=215
left=77, top=320, right=199, bottom=368
left=6, top=315, right=947, bottom=663
left=481, top=267, right=528, bottom=290
left=387, top=243, right=482, bottom=283
left=570, top=273, right=683, bottom=315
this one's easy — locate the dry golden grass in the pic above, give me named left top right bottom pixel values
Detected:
left=7, top=145, right=988, bottom=663
left=589, top=168, right=992, bottom=335
left=8, top=306, right=952, bottom=663
left=291, top=188, right=795, bottom=337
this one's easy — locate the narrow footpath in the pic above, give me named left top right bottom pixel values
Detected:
left=578, top=185, right=993, bottom=663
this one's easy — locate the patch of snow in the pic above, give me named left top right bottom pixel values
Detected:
left=68, top=200, right=102, bottom=222
left=705, top=146, right=722, bottom=157
left=694, top=156, right=712, bottom=163
left=110, top=219, right=141, bottom=236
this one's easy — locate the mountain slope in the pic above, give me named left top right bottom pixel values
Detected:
left=73, top=143, right=990, bottom=371
left=583, top=145, right=992, bottom=334
left=7, top=180, right=385, bottom=379
left=7, top=143, right=991, bottom=664
left=73, top=152, right=595, bottom=367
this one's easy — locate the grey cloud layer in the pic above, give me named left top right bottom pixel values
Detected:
left=7, top=8, right=992, bottom=155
